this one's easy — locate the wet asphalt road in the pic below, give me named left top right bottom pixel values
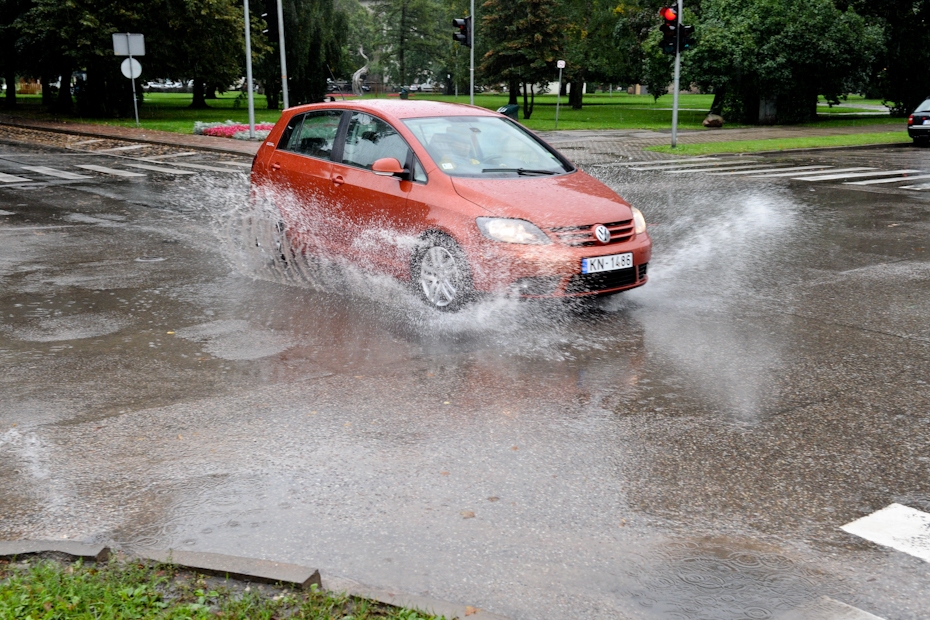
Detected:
left=1, top=139, right=929, bottom=619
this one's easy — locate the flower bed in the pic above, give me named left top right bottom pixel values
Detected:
left=194, top=120, right=274, bottom=140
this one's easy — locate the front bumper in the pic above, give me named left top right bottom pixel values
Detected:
left=468, top=233, right=653, bottom=298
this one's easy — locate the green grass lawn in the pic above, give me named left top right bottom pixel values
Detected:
left=8, top=90, right=896, bottom=135
left=0, top=558, right=440, bottom=620
left=647, top=130, right=910, bottom=155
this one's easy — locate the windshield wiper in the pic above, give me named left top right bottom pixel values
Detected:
left=480, top=167, right=557, bottom=176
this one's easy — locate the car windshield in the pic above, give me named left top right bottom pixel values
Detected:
left=402, top=116, right=572, bottom=177
left=915, top=99, right=930, bottom=113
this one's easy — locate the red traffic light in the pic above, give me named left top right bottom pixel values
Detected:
left=660, top=7, right=677, bottom=22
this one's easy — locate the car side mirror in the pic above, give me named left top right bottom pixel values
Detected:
left=372, top=157, right=410, bottom=180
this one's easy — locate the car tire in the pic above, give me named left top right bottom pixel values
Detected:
left=411, top=234, right=473, bottom=311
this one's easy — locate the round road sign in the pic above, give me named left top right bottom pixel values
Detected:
left=120, top=58, right=142, bottom=79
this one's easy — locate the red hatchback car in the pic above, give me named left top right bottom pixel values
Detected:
left=251, top=100, right=651, bottom=310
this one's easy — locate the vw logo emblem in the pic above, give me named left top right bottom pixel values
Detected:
left=593, top=224, right=611, bottom=244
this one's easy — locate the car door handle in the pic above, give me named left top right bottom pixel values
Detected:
left=271, top=162, right=281, bottom=170
left=332, top=174, right=345, bottom=186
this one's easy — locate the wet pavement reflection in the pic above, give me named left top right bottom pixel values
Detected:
left=1, top=143, right=929, bottom=619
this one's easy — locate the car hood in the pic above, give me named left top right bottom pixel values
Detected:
left=450, top=171, right=633, bottom=228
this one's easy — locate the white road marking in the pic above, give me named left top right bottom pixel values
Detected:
left=20, top=166, right=91, bottom=180
left=141, top=152, right=198, bottom=160
left=841, top=503, right=930, bottom=563
left=94, top=144, right=147, bottom=152
left=164, top=161, right=246, bottom=173
left=900, top=183, right=930, bottom=190
left=662, top=163, right=776, bottom=174
left=124, top=164, right=196, bottom=175
left=75, top=165, right=146, bottom=177
left=794, top=169, right=922, bottom=182
left=775, top=596, right=885, bottom=620
left=0, top=172, right=31, bottom=183
left=707, top=165, right=833, bottom=176
left=845, top=173, right=930, bottom=185
left=594, top=157, right=723, bottom=167
left=212, top=161, right=253, bottom=168
left=752, top=167, right=875, bottom=178
left=630, top=158, right=758, bottom=171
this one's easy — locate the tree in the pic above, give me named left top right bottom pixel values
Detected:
left=373, top=0, right=443, bottom=89
left=279, top=0, right=347, bottom=104
left=0, top=0, right=30, bottom=109
left=849, top=0, right=930, bottom=116
left=683, top=0, right=882, bottom=123
left=559, top=0, right=626, bottom=109
left=481, top=0, right=564, bottom=119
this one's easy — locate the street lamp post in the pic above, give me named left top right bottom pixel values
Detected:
left=276, top=0, right=289, bottom=109
left=243, top=0, right=256, bottom=139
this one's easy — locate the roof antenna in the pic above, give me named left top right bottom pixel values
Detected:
left=326, top=65, right=346, bottom=101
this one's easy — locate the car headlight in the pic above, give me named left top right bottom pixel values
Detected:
left=476, top=217, right=550, bottom=245
left=631, top=207, right=647, bottom=235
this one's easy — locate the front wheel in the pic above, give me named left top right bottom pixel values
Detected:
left=411, top=234, right=473, bottom=311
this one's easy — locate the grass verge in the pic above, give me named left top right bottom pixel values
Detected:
left=0, top=557, right=441, bottom=619
left=646, top=131, right=911, bottom=155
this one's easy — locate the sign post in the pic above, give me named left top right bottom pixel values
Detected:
left=670, top=0, right=682, bottom=148
left=555, top=60, right=565, bottom=130
left=243, top=0, right=256, bottom=139
left=112, top=33, right=145, bottom=126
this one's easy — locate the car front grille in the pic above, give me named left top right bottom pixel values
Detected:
left=548, top=220, right=635, bottom=246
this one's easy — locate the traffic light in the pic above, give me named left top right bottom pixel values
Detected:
left=678, top=24, right=695, bottom=52
left=453, top=16, right=471, bottom=48
left=659, top=7, right=678, bottom=55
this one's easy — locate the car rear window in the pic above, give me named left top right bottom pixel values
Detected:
left=915, top=99, right=930, bottom=113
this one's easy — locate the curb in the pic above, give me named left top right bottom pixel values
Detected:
left=0, top=117, right=259, bottom=158
left=0, top=540, right=508, bottom=620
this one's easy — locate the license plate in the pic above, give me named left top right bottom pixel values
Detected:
left=581, top=252, right=633, bottom=274
left=924, top=119, right=930, bottom=125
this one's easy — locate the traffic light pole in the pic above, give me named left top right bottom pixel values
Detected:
left=469, top=0, right=475, bottom=106
left=670, top=0, right=682, bottom=148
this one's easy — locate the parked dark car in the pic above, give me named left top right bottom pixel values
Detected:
left=907, top=98, right=930, bottom=143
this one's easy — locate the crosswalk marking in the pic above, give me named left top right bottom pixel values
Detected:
left=706, top=165, right=833, bottom=176
left=841, top=503, right=930, bottom=563
left=900, top=183, right=930, bottom=190
left=597, top=157, right=723, bottom=167
left=124, top=163, right=196, bottom=175
left=794, top=169, right=922, bottom=182
left=776, top=596, right=885, bottom=620
left=95, top=144, right=147, bottom=153
left=751, top=167, right=875, bottom=178
left=164, top=161, right=246, bottom=173
left=662, top=163, right=776, bottom=174
left=75, top=165, right=146, bottom=177
left=214, top=161, right=253, bottom=168
left=0, top=172, right=30, bottom=183
left=846, top=173, right=930, bottom=185
left=142, top=152, right=198, bottom=160
left=21, top=166, right=91, bottom=180
left=630, top=159, right=757, bottom=171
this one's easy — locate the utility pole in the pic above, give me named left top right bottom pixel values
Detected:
left=276, top=0, right=289, bottom=109
left=244, top=0, right=256, bottom=139
left=670, top=0, right=682, bottom=148
left=469, top=0, right=475, bottom=106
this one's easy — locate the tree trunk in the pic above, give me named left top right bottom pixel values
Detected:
left=508, top=78, right=518, bottom=105
left=190, top=79, right=208, bottom=108
left=521, top=81, right=535, bottom=120
left=709, top=87, right=726, bottom=116
left=53, top=66, right=73, bottom=114
left=569, top=81, right=583, bottom=110
left=266, top=89, right=279, bottom=110
left=3, top=71, right=16, bottom=110
left=41, top=75, right=53, bottom=107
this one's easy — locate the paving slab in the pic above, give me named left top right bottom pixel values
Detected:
left=135, top=548, right=321, bottom=589
left=0, top=540, right=110, bottom=562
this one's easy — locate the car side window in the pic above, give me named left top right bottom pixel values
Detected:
left=281, top=110, right=342, bottom=159
left=341, top=113, right=410, bottom=170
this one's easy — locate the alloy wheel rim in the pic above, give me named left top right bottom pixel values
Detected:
left=419, top=246, right=460, bottom=307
